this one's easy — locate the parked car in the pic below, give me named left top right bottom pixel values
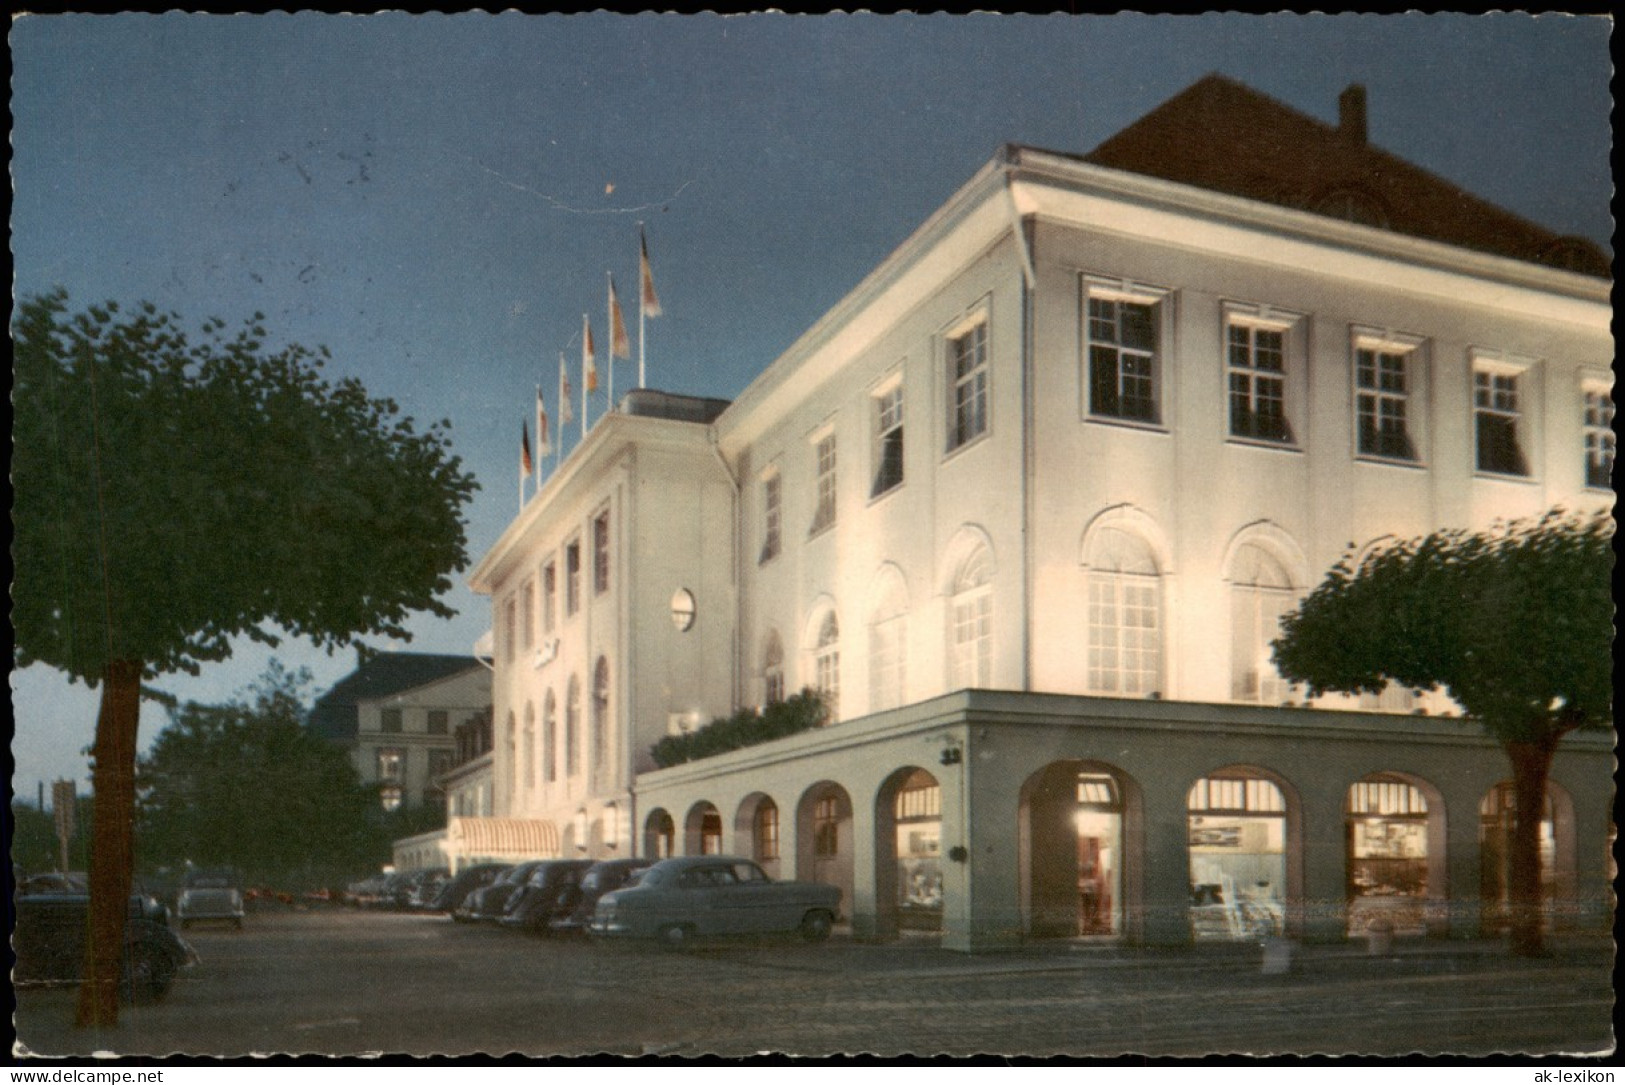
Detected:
left=14, top=892, right=198, bottom=1003
left=500, top=859, right=594, bottom=933
left=176, top=868, right=245, bottom=929
left=19, top=870, right=89, bottom=895
left=406, top=869, right=451, bottom=910
left=431, top=863, right=509, bottom=917
left=346, top=873, right=392, bottom=908
left=456, top=861, right=545, bottom=923
left=589, top=856, right=841, bottom=947
left=550, top=858, right=653, bottom=935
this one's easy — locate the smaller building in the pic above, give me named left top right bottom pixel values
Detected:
left=308, top=649, right=492, bottom=814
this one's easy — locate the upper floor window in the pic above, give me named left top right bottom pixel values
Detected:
left=949, top=545, right=993, bottom=691
left=542, top=561, right=558, bottom=635
left=1353, top=334, right=1421, bottom=462
left=762, top=631, right=785, bottom=707
left=542, top=691, right=557, bottom=784
left=760, top=471, right=782, bottom=564
left=376, top=747, right=404, bottom=782
left=520, top=580, right=535, bottom=650
left=521, top=703, right=536, bottom=792
left=592, top=511, right=611, bottom=595
left=1228, top=542, right=1301, bottom=704
left=502, top=595, right=517, bottom=663
left=381, top=708, right=403, bottom=734
left=1086, top=282, right=1164, bottom=425
left=868, top=572, right=908, bottom=713
left=427, top=748, right=453, bottom=781
left=591, top=657, right=610, bottom=776
left=1474, top=359, right=1529, bottom=477
left=565, top=675, right=581, bottom=777
left=947, top=319, right=988, bottom=451
left=809, top=432, right=837, bottom=537
left=426, top=710, right=448, bottom=735
left=1583, top=381, right=1614, bottom=489
left=1226, top=315, right=1293, bottom=443
left=872, top=378, right=905, bottom=497
left=811, top=609, right=840, bottom=721
left=1084, top=526, right=1162, bottom=697
left=565, top=539, right=582, bottom=616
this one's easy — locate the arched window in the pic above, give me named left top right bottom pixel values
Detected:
left=542, top=691, right=557, bottom=784
left=1085, top=527, right=1162, bottom=695
left=565, top=675, right=581, bottom=778
left=762, top=631, right=785, bottom=707
left=505, top=710, right=518, bottom=798
left=950, top=545, right=993, bottom=690
left=1228, top=542, right=1300, bottom=704
left=811, top=609, right=840, bottom=721
left=592, top=657, right=610, bottom=776
left=521, top=702, right=536, bottom=794
left=869, top=571, right=908, bottom=712
left=754, top=799, right=780, bottom=862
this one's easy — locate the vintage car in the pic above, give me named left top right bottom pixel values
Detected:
left=456, top=861, right=545, bottom=922
left=430, top=863, right=508, bottom=916
left=550, top=858, right=653, bottom=935
left=176, top=867, right=245, bottom=929
left=500, top=859, right=594, bottom=933
left=589, top=856, right=840, bottom=946
left=14, top=892, right=198, bottom=1003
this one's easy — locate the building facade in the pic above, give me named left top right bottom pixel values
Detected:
left=468, top=78, right=1613, bottom=950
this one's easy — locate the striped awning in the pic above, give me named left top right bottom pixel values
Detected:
left=445, top=817, right=560, bottom=860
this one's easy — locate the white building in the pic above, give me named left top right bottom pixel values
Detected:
left=468, top=77, right=1612, bottom=949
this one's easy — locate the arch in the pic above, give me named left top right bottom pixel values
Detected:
left=734, top=792, right=783, bottom=877
left=796, top=780, right=855, bottom=918
left=644, top=808, right=675, bottom=859
left=868, top=564, right=909, bottom=713
left=1078, top=504, right=1173, bottom=574
left=591, top=656, right=611, bottom=778
left=1186, top=764, right=1303, bottom=940
left=1345, top=770, right=1446, bottom=937
left=760, top=629, right=786, bottom=706
left=684, top=800, right=724, bottom=855
left=521, top=702, right=536, bottom=802
left=542, top=690, right=557, bottom=784
left=1018, top=760, right=1144, bottom=941
left=1218, top=520, right=1309, bottom=588
left=939, top=523, right=996, bottom=596
left=565, top=674, right=581, bottom=777
left=1079, top=512, right=1166, bottom=697
left=874, top=766, right=943, bottom=939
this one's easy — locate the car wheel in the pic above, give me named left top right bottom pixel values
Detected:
left=123, top=945, right=175, bottom=1004
left=657, top=923, right=692, bottom=949
left=799, top=910, right=834, bottom=943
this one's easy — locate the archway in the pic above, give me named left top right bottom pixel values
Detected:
left=734, top=792, right=782, bottom=878
left=1019, top=760, right=1142, bottom=940
left=874, top=767, right=943, bottom=937
left=644, top=808, right=675, bottom=859
left=685, top=801, right=724, bottom=855
left=1345, top=772, right=1445, bottom=937
left=1187, top=767, right=1299, bottom=941
left=796, top=781, right=854, bottom=917
left=1479, top=779, right=1575, bottom=932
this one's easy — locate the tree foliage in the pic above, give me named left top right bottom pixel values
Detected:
left=1273, top=508, right=1612, bottom=954
left=650, top=690, right=827, bottom=768
left=11, top=289, right=478, bottom=1024
left=137, top=662, right=385, bottom=886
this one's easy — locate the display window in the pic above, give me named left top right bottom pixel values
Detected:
left=894, top=773, right=942, bottom=930
left=1478, top=782, right=1555, bottom=932
left=1187, top=775, right=1285, bottom=941
left=1346, top=777, right=1430, bottom=935
left=1076, top=773, right=1123, bottom=937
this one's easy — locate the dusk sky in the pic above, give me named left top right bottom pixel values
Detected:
left=9, top=13, right=1613, bottom=800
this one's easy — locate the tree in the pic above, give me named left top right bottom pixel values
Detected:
left=1272, top=509, right=1612, bottom=956
left=137, top=662, right=387, bottom=886
left=12, top=290, right=478, bottom=1024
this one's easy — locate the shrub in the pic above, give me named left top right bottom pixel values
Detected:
left=649, top=690, right=826, bottom=768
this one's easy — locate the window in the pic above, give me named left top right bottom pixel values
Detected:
left=591, top=657, right=610, bottom=776
left=812, top=609, right=840, bottom=721
left=542, top=562, right=557, bottom=634
left=809, top=432, right=837, bottom=536
left=1227, top=317, right=1292, bottom=443
left=542, top=691, right=557, bottom=784
left=426, top=710, right=448, bottom=735
left=1583, top=382, right=1614, bottom=489
left=1086, top=286, right=1161, bottom=424
left=762, top=632, right=785, bottom=707
left=754, top=800, right=780, bottom=862
left=380, top=708, right=402, bottom=734
left=379, top=785, right=403, bottom=813
left=949, top=546, right=993, bottom=690
left=1229, top=543, right=1300, bottom=704
left=502, top=596, right=517, bottom=662
left=520, top=580, right=534, bottom=649
left=760, top=471, right=782, bottom=563
left=872, top=380, right=905, bottom=497
left=1354, top=336, right=1419, bottom=461
left=522, top=703, right=536, bottom=792
left=1085, top=527, right=1162, bottom=696
left=565, top=675, right=581, bottom=777
left=947, top=320, right=988, bottom=450
left=1474, top=361, right=1528, bottom=476
left=376, top=747, right=404, bottom=782
left=428, top=748, right=453, bottom=782
left=813, top=795, right=840, bottom=858
left=869, top=573, right=908, bottom=713
left=592, top=511, right=611, bottom=595
left=565, top=540, right=582, bottom=616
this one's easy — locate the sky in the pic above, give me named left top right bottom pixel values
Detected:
left=8, top=12, right=1614, bottom=803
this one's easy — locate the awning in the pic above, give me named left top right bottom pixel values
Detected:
left=445, top=816, right=560, bottom=861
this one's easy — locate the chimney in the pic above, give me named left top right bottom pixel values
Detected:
left=1338, top=84, right=1368, bottom=145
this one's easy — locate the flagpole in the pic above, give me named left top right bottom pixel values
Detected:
left=535, top=383, right=544, bottom=489
left=638, top=224, right=647, bottom=390
left=607, top=274, right=616, bottom=414
left=581, top=316, right=590, bottom=445
left=559, top=351, right=569, bottom=464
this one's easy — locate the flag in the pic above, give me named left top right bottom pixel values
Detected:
left=608, top=274, right=632, bottom=360
left=536, top=387, right=551, bottom=456
left=640, top=228, right=662, bottom=317
left=520, top=420, right=533, bottom=478
left=559, top=352, right=575, bottom=425
left=583, top=313, right=599, bottom=393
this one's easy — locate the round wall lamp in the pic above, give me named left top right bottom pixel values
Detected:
left=670, top=588, right=696, bottom=632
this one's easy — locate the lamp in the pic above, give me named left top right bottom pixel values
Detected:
left=670, top=588, right=696, bottom=632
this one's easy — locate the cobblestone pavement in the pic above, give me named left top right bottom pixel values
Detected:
left=12, top=909, right=1615, bottom=1059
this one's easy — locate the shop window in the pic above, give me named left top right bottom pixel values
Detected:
left=813, top=795, right=840, bottom=858
left=755, top=800, right=780, bottom=862
left=701, top=810, right=723, bottom=855
left=1479, top=782, right=1556, bottom=933
left=1074, top=772, right=1123, bottom=937
left=1347, top=777, right=1430, bottom=936
left=1188, top=775, right=1286, bottom=941
left=895, top=773, right=942, bottom=931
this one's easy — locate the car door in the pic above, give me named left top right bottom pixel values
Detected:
left=724, top=861, right=787, bottom=932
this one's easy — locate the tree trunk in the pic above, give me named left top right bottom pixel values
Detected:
left=75, top=658, right=142, bottom=1027
left=1503, top=737, right=1556, bottom=958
